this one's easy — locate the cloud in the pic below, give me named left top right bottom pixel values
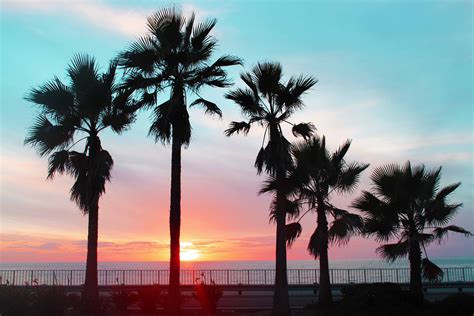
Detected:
left=2, top=0, right=218, bottom=38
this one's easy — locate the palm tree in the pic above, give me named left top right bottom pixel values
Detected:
left=118, top=8, right=241, bottom=313
left=25, top=54, right=136, bottom=312
left=225, top=62, right=317, bottom=315
left=352, top=161, right=472, bottom=301
left=281, top=136, right=368, bottom=306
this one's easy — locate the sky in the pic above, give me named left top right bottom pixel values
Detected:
left=0, top=0, right=472, bottom=263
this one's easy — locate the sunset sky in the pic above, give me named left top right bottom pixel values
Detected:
left=0, top=0, right=472, bottom=263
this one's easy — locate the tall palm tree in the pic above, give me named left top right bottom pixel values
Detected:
left=352, top=161, right=472, bottom=301
left=25, top=54, right=136, bottom=311
left=281, top=136, right=368, bottom=306
left=225, top=62, right=317, bottom=315
left=118, top=8, right=241, bottom=313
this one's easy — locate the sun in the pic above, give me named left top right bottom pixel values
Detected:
left=180, top=242, right=200, bottom=261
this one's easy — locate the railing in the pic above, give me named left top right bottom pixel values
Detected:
left=0, top=267, right=472, bottom=286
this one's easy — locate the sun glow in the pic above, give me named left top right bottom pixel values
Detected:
left=180, top=242, right=200, bottom=261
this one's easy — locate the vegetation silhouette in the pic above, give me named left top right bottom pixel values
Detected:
left=280, top=136, right=368, bottom=306
left=118, top=7, right=241, bottom=314
left=25, top=54, right=137, bottom=312
left=353, top=161, right=472, bottom=301
left=225, top=61, right=317, bottom=315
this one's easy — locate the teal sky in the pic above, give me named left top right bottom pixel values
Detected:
left=0, top=1, right=472, bottom=262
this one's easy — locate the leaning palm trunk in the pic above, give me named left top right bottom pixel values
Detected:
left=409, top=236, right=423, bottom=302
left=169, top=130, right=182, bottom=314
left=317, top=203, right=332, bottom=306
left=272, top=172, right=290, bottom=316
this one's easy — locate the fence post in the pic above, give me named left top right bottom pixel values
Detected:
left=364, top=269, right=367, bottom=283
left=227, top=270, right=230, bottom=284
left=446, top=269, right=450, bottom=282
left=298, top=270, right=301, bottom=284
left=347, top=270, right=350, bottom=283
left=30, top=271, right=33, bottom=285
left=247, top=270, right=250, bottom=285
left=462, top=268, right=465, bottom=282
left=13, top=271, right=16, bottom=285
left=396, top=269, right=399, bottom=283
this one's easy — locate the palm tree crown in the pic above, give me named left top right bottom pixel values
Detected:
left=284, top=136, right=369, bottom=251
left=25, top=54, right=136, bottom=210
left=119, top=7, right=241, bottom=144
left=353, top=162, right=471, bottom=282
left=225, top=62, right=317, bottom=175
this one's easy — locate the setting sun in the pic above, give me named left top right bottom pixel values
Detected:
left=180, top=242, right=200, bottom=261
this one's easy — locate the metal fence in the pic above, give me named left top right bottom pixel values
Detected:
left=0, top=267, right=472, bottom=286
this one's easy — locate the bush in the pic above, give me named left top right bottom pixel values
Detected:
left=0, top=285, right=33, bottom=316
left=32, top=286, right=68, bottom=316
left=334, top=283, right=421, bottom=316
left=425, top=293, right=474, bottom=316
left=137, top=286, right=164, bottom=312
left=110, top=285, right=138, bottom=311
left=192, top=276, right=223, bottom=315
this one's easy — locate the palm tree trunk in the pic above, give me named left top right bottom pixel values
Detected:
left=168, top=132, right=182, bottom=315
left=82, top=193, right=100, bottom=312
left=272, top=171, right=290, bottom=316
left=82, top=136, right=101, bottom=313
left=409, top=238, right=423, bottom=302
left=317, top=202, right=332, bottom=306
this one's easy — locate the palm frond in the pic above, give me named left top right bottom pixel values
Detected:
left=432, top=225, right=472, bottom=242
left=308, top=226, right=324, bottom=259
left=67, top=53, right=99, bottom=95
left=375, top=239, right=409, bottom=262
left=26, top=77, right=75, bottom=120
left=118, top=36, right=158, bottom=74
left=25, top=115, right=75, bottom=156
left=286, top=222, right=302, bottom=247
left=224, top=88, right=263, bottom=117
left=421, top=258, right=444, bottom=282
left=224, top=121, right=251, bottom=136
left=211, top=55, right=242, bottom=68
left=149, top=100, right=172, bottom=144
left=291, top=122, right=316, bottom=139
left=253, top=62, right=282, bottom=95
left=47, top=150, right=70, bottom=179
left=189, top=98, right=222, bottom=118
left=279, top=75, right=317, bottom=111
left=336, top=162, right=369, bottom=193
left=328, top=213, right=364, bottom=246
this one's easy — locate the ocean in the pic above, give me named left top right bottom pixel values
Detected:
left=1, top=257, right=473, bottom=270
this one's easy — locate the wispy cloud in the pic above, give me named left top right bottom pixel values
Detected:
left=2, top=0, right=218, bottom=38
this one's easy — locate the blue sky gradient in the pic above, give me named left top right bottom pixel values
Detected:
left=0, top=0, right=472, bottom=261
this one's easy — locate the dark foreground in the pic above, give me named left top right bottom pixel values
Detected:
left=1, top=283, right=473, bottom=316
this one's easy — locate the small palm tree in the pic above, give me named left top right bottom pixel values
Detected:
left=352, top=161, right=472, bottom=301
left=282, top=136, right=368, bottom=306
left=225, top=62, right=317, bottom=315
left=118, top=8, right=241, bottom=313
left=25, top=54, right=136, bottom=312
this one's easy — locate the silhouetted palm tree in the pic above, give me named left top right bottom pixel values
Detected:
left=352, top=162, right=472, bottom=301
left=25, top=54, right=136, bottom=312
left=118, top=8, right=241, bottom=313
left=280, top=136, right=368, bottom=306
left=225, top=62, right=316, bottom=315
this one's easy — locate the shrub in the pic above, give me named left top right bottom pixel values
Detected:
left=137, top=286, right=163, bottom=312
left=0, top=285, right=33, bottom=316
left=32, top=286, right=68, bottom=316
left=192, top=275, right=223, bottom=315
left=425, top=293, right=474, bottom=316
left=334, top=283, right=421, bottom=316
left=110, top=285, right=138, bottom=311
